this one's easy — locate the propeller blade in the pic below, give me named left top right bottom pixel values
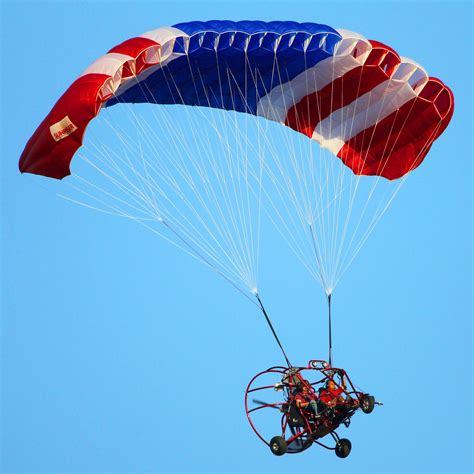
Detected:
left=252, top=399, right=280, bottom=409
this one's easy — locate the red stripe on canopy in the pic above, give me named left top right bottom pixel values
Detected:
left=108, top=37, right=161, bottom=77
left=285, top=42, right=400, bottom=137
left=337, top=78, right=454, bottom=180
left=19, top=74, right=110, bottom=179
left=19, top=37, right=161, bottom=179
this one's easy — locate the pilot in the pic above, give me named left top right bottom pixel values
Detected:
left=294, top=382, right=320, bottom=418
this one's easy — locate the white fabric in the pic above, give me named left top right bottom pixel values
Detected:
left=312, top=75, right=418, bottom=153
left=141, top=26, right=189, bottom=45
left=81, top=52, right=134, bottom=78
left=80, top=52, right=137, bottom=99
left=79, top=27, right=189, bottom=101
left=335, top=28, right=368, bottom=42
left=111, top=27, right=189, bottom=98
left=256, top=30, right=372, bottom=123
left=112, top=51, right=182, bottom=98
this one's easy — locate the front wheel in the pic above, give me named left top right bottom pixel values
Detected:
left=335, top=438, right=352, bottom=458
left=269, top=436, right=287, bottom=456
left=360, top=395, right=375, bottom=414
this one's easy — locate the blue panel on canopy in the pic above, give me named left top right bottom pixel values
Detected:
left=107, top=20, right=342, bottom=115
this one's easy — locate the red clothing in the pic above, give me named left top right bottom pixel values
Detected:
left=294, top=391, right=316, bottom=405
left=319, top=387, right=343, bottom=404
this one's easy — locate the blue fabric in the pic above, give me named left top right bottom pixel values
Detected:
left=108, top=20, right=342, bottom=115
left=173, top=20, right=338, bottom=36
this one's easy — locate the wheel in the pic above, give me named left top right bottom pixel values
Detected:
left=360, top=394, right=375, bottom=414
left=269, top=436, right=287, bottom=456
left=335, top=438, right=352, bottom=458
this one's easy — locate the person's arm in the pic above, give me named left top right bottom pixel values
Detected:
left=295, top=398, right=309, bottom=409
left=326, top=392, right=337, bottom=407
left=338, top=375, right=347, bottom=402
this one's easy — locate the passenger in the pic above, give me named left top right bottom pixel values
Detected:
left=319, top=378, right=345, bottom=408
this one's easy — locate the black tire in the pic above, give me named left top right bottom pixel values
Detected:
left=269, top=436, right=287, bottom=456
left=360, top=394, right=375, bottom=414
left=335, top=438, right=352, bottom=458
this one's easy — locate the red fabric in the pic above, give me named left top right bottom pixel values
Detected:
left=285, top=40, right=454, bottom=180
left=108, top=37, right=161, bottom=77
left=294, top=391, right=316, bottom=404
left=337, top=78, right=454, bottom=180
left=19, top=36, right=161, bottom=179
left=19, top=74, right=111, bottom=179
left=319, top=387, right=343, bottom=404
left=108, top=36, right=158, bottom=56
left=285, top=43, right=401, bottom=138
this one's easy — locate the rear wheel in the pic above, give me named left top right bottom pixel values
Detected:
left=269, top=436, right=287, bottom=456
left=360, top=395, right=375, bottom=414
left=335, top=438, right=352, bottom=458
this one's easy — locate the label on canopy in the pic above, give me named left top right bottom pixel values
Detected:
left=50, top=116, right=78, bottom=142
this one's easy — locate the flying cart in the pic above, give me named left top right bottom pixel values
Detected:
left=245, top=360, right=381, bottom=457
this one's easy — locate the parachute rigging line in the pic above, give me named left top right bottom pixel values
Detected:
left=327, top=293, right=333, bottom=367
left=255, top=293, right=292, bottom=368
left=161, top=218, right=259, bottom=308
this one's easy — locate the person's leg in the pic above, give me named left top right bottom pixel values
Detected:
left=309, top=400, right=319, bottom=415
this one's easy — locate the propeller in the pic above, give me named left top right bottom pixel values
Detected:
left=252, top=399, right=281, bottom=409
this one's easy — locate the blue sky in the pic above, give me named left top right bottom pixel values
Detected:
left=1, top=1, right=472, bottom=473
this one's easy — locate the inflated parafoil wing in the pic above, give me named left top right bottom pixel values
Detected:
left=19, top=20, right=453, bottom=180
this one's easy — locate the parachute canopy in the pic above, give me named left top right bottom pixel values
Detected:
left=19, top=20, right=453, bottom=180
left=19, top=21, right=455, bottom=297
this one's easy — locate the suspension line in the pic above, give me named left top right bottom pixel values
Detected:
left=161, top=220, right=258, bottom=307
left=255, top=293, right=292, bottom=368
left=327, top=292, right=333, bottom=367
